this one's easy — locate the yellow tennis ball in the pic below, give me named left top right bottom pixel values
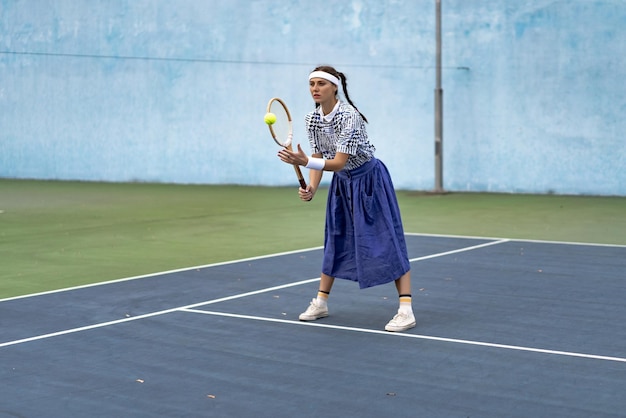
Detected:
left=264, top=112, right=277, bottom=125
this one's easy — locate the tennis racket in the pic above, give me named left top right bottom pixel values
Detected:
left=266, top=97, right=307, bottom=189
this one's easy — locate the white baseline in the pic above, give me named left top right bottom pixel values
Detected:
left=3, top=238, right=624, bottom=364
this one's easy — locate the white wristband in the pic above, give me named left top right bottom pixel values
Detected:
left=305, top=157, right=325, bottom=170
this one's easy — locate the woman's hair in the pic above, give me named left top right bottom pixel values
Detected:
left=312, top=65, right=368, bottom=123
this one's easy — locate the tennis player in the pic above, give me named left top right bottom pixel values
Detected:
left=277, top=65, right=415, bottom=332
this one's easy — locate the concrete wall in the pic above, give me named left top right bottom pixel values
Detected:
left=1, top=0, right=624, bottom=194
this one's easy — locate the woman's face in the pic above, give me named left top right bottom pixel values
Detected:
left=309, top=78, right=337, bottom=106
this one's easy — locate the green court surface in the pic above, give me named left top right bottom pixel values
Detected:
left=1, top=179, right=624, bottom=299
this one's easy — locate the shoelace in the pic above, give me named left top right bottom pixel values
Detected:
left=306, top=299, right=321, bottom=312
left=391, top=312, right=409, bottom=322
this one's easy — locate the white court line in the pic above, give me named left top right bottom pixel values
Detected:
left=409, top=238, right=509, bottom=262
left=406, top=232, right=626, bottom=248
left=0, top=237, right=506, bottom=303
left=4, top=233, right=622, bottom=303
left=2, top=236, right=619, bottom=361
left=0, top=246, right=324, bottom=303
left=181, top=309, right=626, bottom=364
left=0, top=278, right=320, bottom=348
left=0, top=239, right=505, bottom=348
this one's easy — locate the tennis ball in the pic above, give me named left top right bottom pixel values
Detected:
left=264, top=112, right=277, bottom=125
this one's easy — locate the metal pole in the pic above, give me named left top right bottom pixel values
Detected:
left=434, top=0, right=444, bottom=192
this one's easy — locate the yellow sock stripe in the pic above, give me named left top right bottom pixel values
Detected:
left=399, top=296, right=412, bottom=304
left=317, top=291, right=329, bottom=300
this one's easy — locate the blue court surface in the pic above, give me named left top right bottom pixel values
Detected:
left=1, top=234, right=625, bottom=418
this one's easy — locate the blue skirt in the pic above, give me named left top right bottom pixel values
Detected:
left=323, top=158, right=410, bottom=289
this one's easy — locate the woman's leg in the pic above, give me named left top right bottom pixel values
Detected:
left=394, top=270, right=411, bottom=295
left=319, top=273, right=335, bottom=293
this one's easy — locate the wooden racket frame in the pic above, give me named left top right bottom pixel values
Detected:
left=266, top=97, right=307, bottom=189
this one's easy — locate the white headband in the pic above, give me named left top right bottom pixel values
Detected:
left=309, top=70, right=340, bottom=86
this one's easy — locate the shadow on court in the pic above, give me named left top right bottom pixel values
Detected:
left=1, top=235, right=624, bottom=417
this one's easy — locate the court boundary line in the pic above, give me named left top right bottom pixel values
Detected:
left=0, top=239, right=509, bottom=348
left=0, top=235, right=504, bottom=303
left=2, top=233, right=623, bottom=304
left=0, top=246, right=324, bottom=303
left=0, top=278, right=321, bottom=348
left=180, top=309, right=626, bottom=364
left=405, top=232, right=626, bottom=248
left=408, top=238, right=508, bottom=261
left=3, top=237, right=623, bottom=364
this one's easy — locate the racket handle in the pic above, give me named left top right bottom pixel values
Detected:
left=293, top=165, right=307, bottom=189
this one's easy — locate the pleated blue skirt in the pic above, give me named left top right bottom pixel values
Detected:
left=323, top=158, right=410, bottom=289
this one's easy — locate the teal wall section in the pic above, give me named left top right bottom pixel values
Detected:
left=1, top=1, right=624, bottom=194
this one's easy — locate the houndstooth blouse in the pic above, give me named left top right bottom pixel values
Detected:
left=305, top=101, right=375, bottom=171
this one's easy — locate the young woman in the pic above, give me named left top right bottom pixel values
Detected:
left=277, top=65, right=415, bottom=332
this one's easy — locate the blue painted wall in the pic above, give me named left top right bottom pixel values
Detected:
left=1, top=1, right=624, bottom=195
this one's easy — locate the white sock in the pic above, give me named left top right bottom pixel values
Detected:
left=398, top=294, right=413, bottom=314
left=316, top=291, right=329, bottom=308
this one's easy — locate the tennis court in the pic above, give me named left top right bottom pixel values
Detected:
left=2, top=234, right=624, bottom=417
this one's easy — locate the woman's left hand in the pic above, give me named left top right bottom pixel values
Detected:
left=299, top=185, right=315, bottom=201
left=277, top=144, right=308, bottom=166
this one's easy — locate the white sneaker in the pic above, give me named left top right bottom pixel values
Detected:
left=385, top=312, right=416, bottom=332
left=299, top=298, right=328, bottom=321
